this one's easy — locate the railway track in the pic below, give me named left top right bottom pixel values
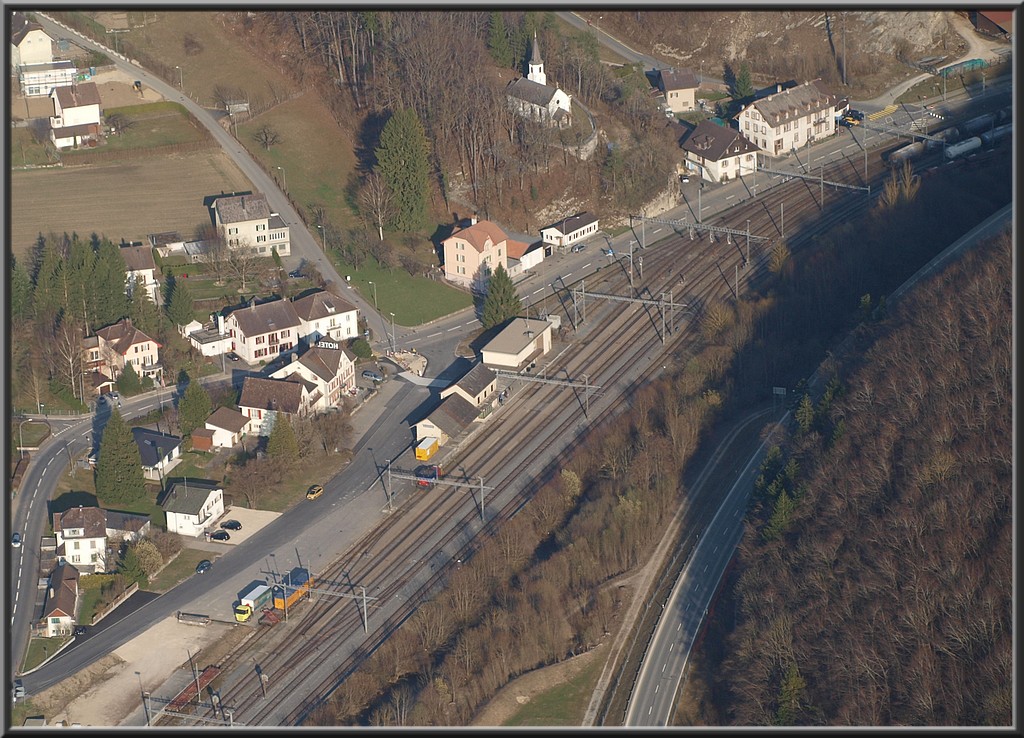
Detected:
left=166, top=139, right=913, bottom=727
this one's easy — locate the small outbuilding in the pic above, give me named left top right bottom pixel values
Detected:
left=481, top=317, right=554, bottom=370
left=540, top=213, right=600, bottom=250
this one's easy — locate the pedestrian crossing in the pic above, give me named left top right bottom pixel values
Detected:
left=868, top=104, right=899, bottom=121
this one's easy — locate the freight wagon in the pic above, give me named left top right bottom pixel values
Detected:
left=924, top=126, right=960, bottom=152
left=944, top=137, right=982, bottom=161
left=887, top=141, right=926, bottom=166
left=959, top=113, right=996, bottom=137
left=272, top=567, right=314, bottom=612
left=980, top=124, right=1012, bottom=147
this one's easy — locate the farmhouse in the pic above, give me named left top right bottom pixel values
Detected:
left=506, top=32, right=572, bottom=127
left=211, top=192, right=291, bottom=257
left=49, top=82, right=102, bottom=150
left=680, top=120, right=759, bottom=183
left=736, top=78, right=838, bottom=157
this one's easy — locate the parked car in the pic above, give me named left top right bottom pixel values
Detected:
left=210, top=530, right=231, bottom=542
left=220, top=519, right=242, bottom=531
left=226, top=352, right=240, bottom=362
left=680, top=174, right=690, bottom=184
left=306, top=484, right=324, bottom=500
left=11, top=532, right=21, bottom=548
left=362, top=370, right=384, bottom=383
left=74, top=626, right=87, bottom=636
left=288, top=269, right=303, bottom=278
left=570, top=243, right=586, bottom=253
left=195, top=559, right=213, bottom=574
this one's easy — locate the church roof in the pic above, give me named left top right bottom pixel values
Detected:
left=507, top=77, right=558, bottom=107
left=530, top=31, right=542, bottom=64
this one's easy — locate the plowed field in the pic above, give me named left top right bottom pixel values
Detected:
left=10, top=150, right=253, bottom=256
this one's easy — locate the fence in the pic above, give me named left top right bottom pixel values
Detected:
left=91, top=581, right=139, bottom=625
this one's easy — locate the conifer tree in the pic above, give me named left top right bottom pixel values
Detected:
left=95, top=407, right=146, bottom=506
left=10, top=255, right=33, bottom=320
left=166, top=278, right=195, bottom=328
left=267, top=412, right=300, bottom=463
left=374, top=108, right=430, bottom=232
left=487, top=11, right=514, bottom=68
left=481, top=264, right=522, bottom=329
left=178, top=378, right=212, bottom=438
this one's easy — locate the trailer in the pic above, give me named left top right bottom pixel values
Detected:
left=944, top=137, right=982, bottom=161
left=234, top=583, right=273, bottom=622
left=273, top=567, right=314, bottom=612
left=415, top=436, right=439, bottom=461
left=887, top=141, right=926, bottom=166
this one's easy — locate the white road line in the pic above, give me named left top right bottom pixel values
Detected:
left=653, top=228, right=662, bottom=234
left=662, top=664, right=666, bottom=673
left=713, top=545, right=719, bottom=554
left=726, top=194, right=735, bottom=200
left=703, top=563, right=709, bottom=573
left=446, top=327, right=460, bottom=332
left=532, top=288, right=544, bottom=295
left=669, top=642, right=674, bottom=651
left=582, top=263, right=591, bottom=269
left=677, top=623, right=681, bottom=631
left=655, top=683, right=660, bottom=694
left=427, top=332, right=441, bottom=338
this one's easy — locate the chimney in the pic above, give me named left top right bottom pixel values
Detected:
left=217, top=313, right=226, bottom=336
left=777, top=83, right=783, bottom=93
left=49, top=586, right=55, bottom=599
left=470, top=214, right=478, bottom=226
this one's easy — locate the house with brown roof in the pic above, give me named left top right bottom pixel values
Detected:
left=658, top=68, right=700, bottom=113
left=736, top=78, right=838, bottom=157
left=413, top=393, right=481, bottom=446
left=442, top=219, right=515, bottom=289
left=440, top=362, right=498, bottom=408
left=292, top=289, right=360, bottom=345
left=239, top=376, right=312, bottom=436
left=40, top=562, right=80, bottom=637
left=269, top=342, right=356, bottom=411
left=11, top=11, right=53, bottom=69
left=223, top=298, right=301, bottom=364
left=92, top=318, right=163, bottom=386
left=120, top=244, right=161, bottom=306
left=50, top=82, right=102, bottom=149
left=211, top=192, right=291, bottom=257
left=53, top=506, right=108, bottom=573
left=203, top=406, right=251, bottom=449
left=506, top=32, right=572, bottom=127
left=971, top=11, right=1012, bottom=38
left=680, top=120, right=760, bottom=183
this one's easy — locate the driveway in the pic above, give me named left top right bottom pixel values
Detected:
left=186, top=507, right=282, bottom=553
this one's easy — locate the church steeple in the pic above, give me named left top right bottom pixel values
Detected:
left=527, top=30, right=546, bottom=86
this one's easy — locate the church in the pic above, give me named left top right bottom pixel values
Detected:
left=505, top=32, right=572, bottom=128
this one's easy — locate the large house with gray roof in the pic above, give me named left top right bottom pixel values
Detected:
left=162, top=480, right=224, bottom=537
left=211, top=191, right=291, bottom=256
left=291, top=289, right=359, bottom=345
left=440, top=362, right=498, bottom=408
left=269, top=342, right=356, bottom=412
left=132, top=428, right=183, bottom=481
left=223, top=297, right=302, bottom=364
left=680, top=120, right=760, bottom=183
left=506, top=32, right=571, bottom=128
left=238, top=376, right=312, bottom=435
left=736, top=78, right=838, bottom=157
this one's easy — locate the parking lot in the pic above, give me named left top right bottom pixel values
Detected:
left=184, top=507, right=282, bottom=554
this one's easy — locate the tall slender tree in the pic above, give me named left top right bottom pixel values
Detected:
left=267, top=412, right=300, bottom=463
left=178, top=378, right=212, bottom=438
left=93, top=239, right=130, bottom=329
left=481, top=264, right=522, bottom=329
left=166, top=277, right=196, bottom=327
left=487, top=11, right=514, bottom=68
left=10, top=255, right=34, bottom=320
left=95, top=407, right=146, bottom=506
left=374, top=108, right=430, bottom=232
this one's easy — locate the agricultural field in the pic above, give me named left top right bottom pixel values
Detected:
left=10, top=150, right=252, bottom=259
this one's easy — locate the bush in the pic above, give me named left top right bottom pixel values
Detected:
left=349, top=337, right=373, bottom=359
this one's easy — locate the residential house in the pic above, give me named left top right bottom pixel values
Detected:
left=440, top=362, right=497, bottom=408
left=53, top=506, right=108, bottom=573
left=120, top=244, right=161, bottom=305
left=413, top=393, right=480, bottom=447
left=50, top=82, right=102, bottom=149
left=203, top=406, right=251, bottom=449
left=184, top=315, right=233, bottom=358
left=540, top=213, right=600, bottom=250
left=11, top=12, right=53, bottom=69
left=40, top=562, right=80, bottom=637
left=211, top=192, right=291, bottom=257
left=481, top=317, right=554, bottom=369
left=238, top=376, right=311, bottom=436
left=162, top=481, right=224, bottom=537
left=680, top=120, right=760, bottom=183
left=506, top=32, right=572, bottom=127
left=104, top=511, right=151, bottom=545
left=505, top=236, right=545, bottom=279
left=92, top=318, right=163, bottom=386
left=132, top=428, right=183, bottom=481
left=19, top=60, right=77, bottom=97
left=442, top=219, right=512, bottom=289
left=292, top=289, right=359, bottom=345
left=222, top=298, right=301, bottom=364
left=269, top=343, right=356, bottom=412
left=971, top=11, right=1012, bottom=38
left=736, top=78, right=838, bottom=157
left=658, top=68, right=700, bottom=113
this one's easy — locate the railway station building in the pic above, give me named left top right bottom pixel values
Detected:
left=680, top=120, right=760, bottom=184
left=481, top=317, right=554, bottom=370
left=736, top=78, right=839, bottom=157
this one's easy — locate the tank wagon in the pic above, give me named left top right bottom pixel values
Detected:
left=888, top=141, right=927, bottom=166
left=944, top=137, right=982, bottom=161
left=980, top=124, right=1012, bottom=147
left=959, top=113, right=996, bottom=137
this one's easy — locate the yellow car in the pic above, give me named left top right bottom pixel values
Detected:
left=306, top=484, right=324, bottom=500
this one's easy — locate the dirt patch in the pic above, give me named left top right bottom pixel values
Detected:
left=90, top=66, right=166, bottom=108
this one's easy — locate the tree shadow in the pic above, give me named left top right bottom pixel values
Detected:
left=354, top=110, right=390, bottom=175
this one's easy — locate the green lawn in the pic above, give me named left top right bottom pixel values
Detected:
left=9, top=128, right=57, bottom=167
left=502, top=655, right=605, bottom=726
left=148, top=548, right=214, bottom=593
left=65, top=102, right=210, bottom=154
left=21, top=636, right=72, bottom=673
left=333, top=258, right=473, bottom=327
left=15, top=421, right=50, bottom=447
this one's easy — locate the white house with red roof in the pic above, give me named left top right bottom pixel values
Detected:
left=269, top=342, right=356, bottom=411
left=238, top=376, right=313, bottom=436
left=49, top=81, right=102, bottom=149
left=223, top=298, right=301, bottom=364
left=88, top=318, right=163, bottom=386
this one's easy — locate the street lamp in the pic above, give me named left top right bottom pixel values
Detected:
left=389, top=312, right=396, bottom=354
left=316, top=224, right=325, bottom=251
left=367, top=281, right=378, bottom=311
left=175, top=65, right=183, bottom=90
left=276, top=165, right=286, bottom=191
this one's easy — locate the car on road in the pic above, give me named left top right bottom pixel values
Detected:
left=306, top=484, right=324, bottom=500
left=220, top=519, right=242, bottom=531
left=11, top=532, right=21, bottom=548
left=680, top=174, right=690, bottom=184
left=195, top=559, right=213, bottom=574
left=362, top=370, right=384, bottom=383
left=226, top=352, right=240, bottom=362
left=570, top=242, right=586, bottom=253
left=74, top=626, right=87, bottom=636
left=13, top=680, right=25, bottom=699
left=210, top=530, right=231, bottom=542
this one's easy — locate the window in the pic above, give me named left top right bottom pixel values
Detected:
left=256, top=235, right=266, bottom=243
left=73, top=541, right=80, bottom=550
left=794, top=131, right=799, bottom=142
left=90, top=540, right=96, bottom=549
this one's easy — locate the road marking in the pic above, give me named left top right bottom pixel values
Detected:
left=655, top=683, right=660, bottom=693
left=677, top=623, right=681, bottom=631
left=703, top=563, right=708, bottom=573
left=427, top=332, right=441, bottom=338
left=648, top=706, right=653, bottom=715
left=582, top=263, right=591, bottom=269
left=446, top=327, right=460, bottom=332
left=652, top=228, right=662, bottom=234
left=669, top=642, right=674, bottom=651
left=533, top=288, right=544, bottom=295
left=662, top=664, right=666, bottom=673
left=726, top=194, right=735, bottom=200
left=713, top=545, right=719, bottom=554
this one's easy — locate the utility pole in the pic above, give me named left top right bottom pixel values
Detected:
left=385, top=459, right=393, bottom=512
left=780, top=201, right=784, bottom=239
left=842, top=12, right=847, bottom=86
left=745, top=220, right=750, bottom=266
left=735, top=263, right=739, bottom=300
left=478, top=477, right=486, bottom=522
left=187, top=649, right=202, bottom=708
